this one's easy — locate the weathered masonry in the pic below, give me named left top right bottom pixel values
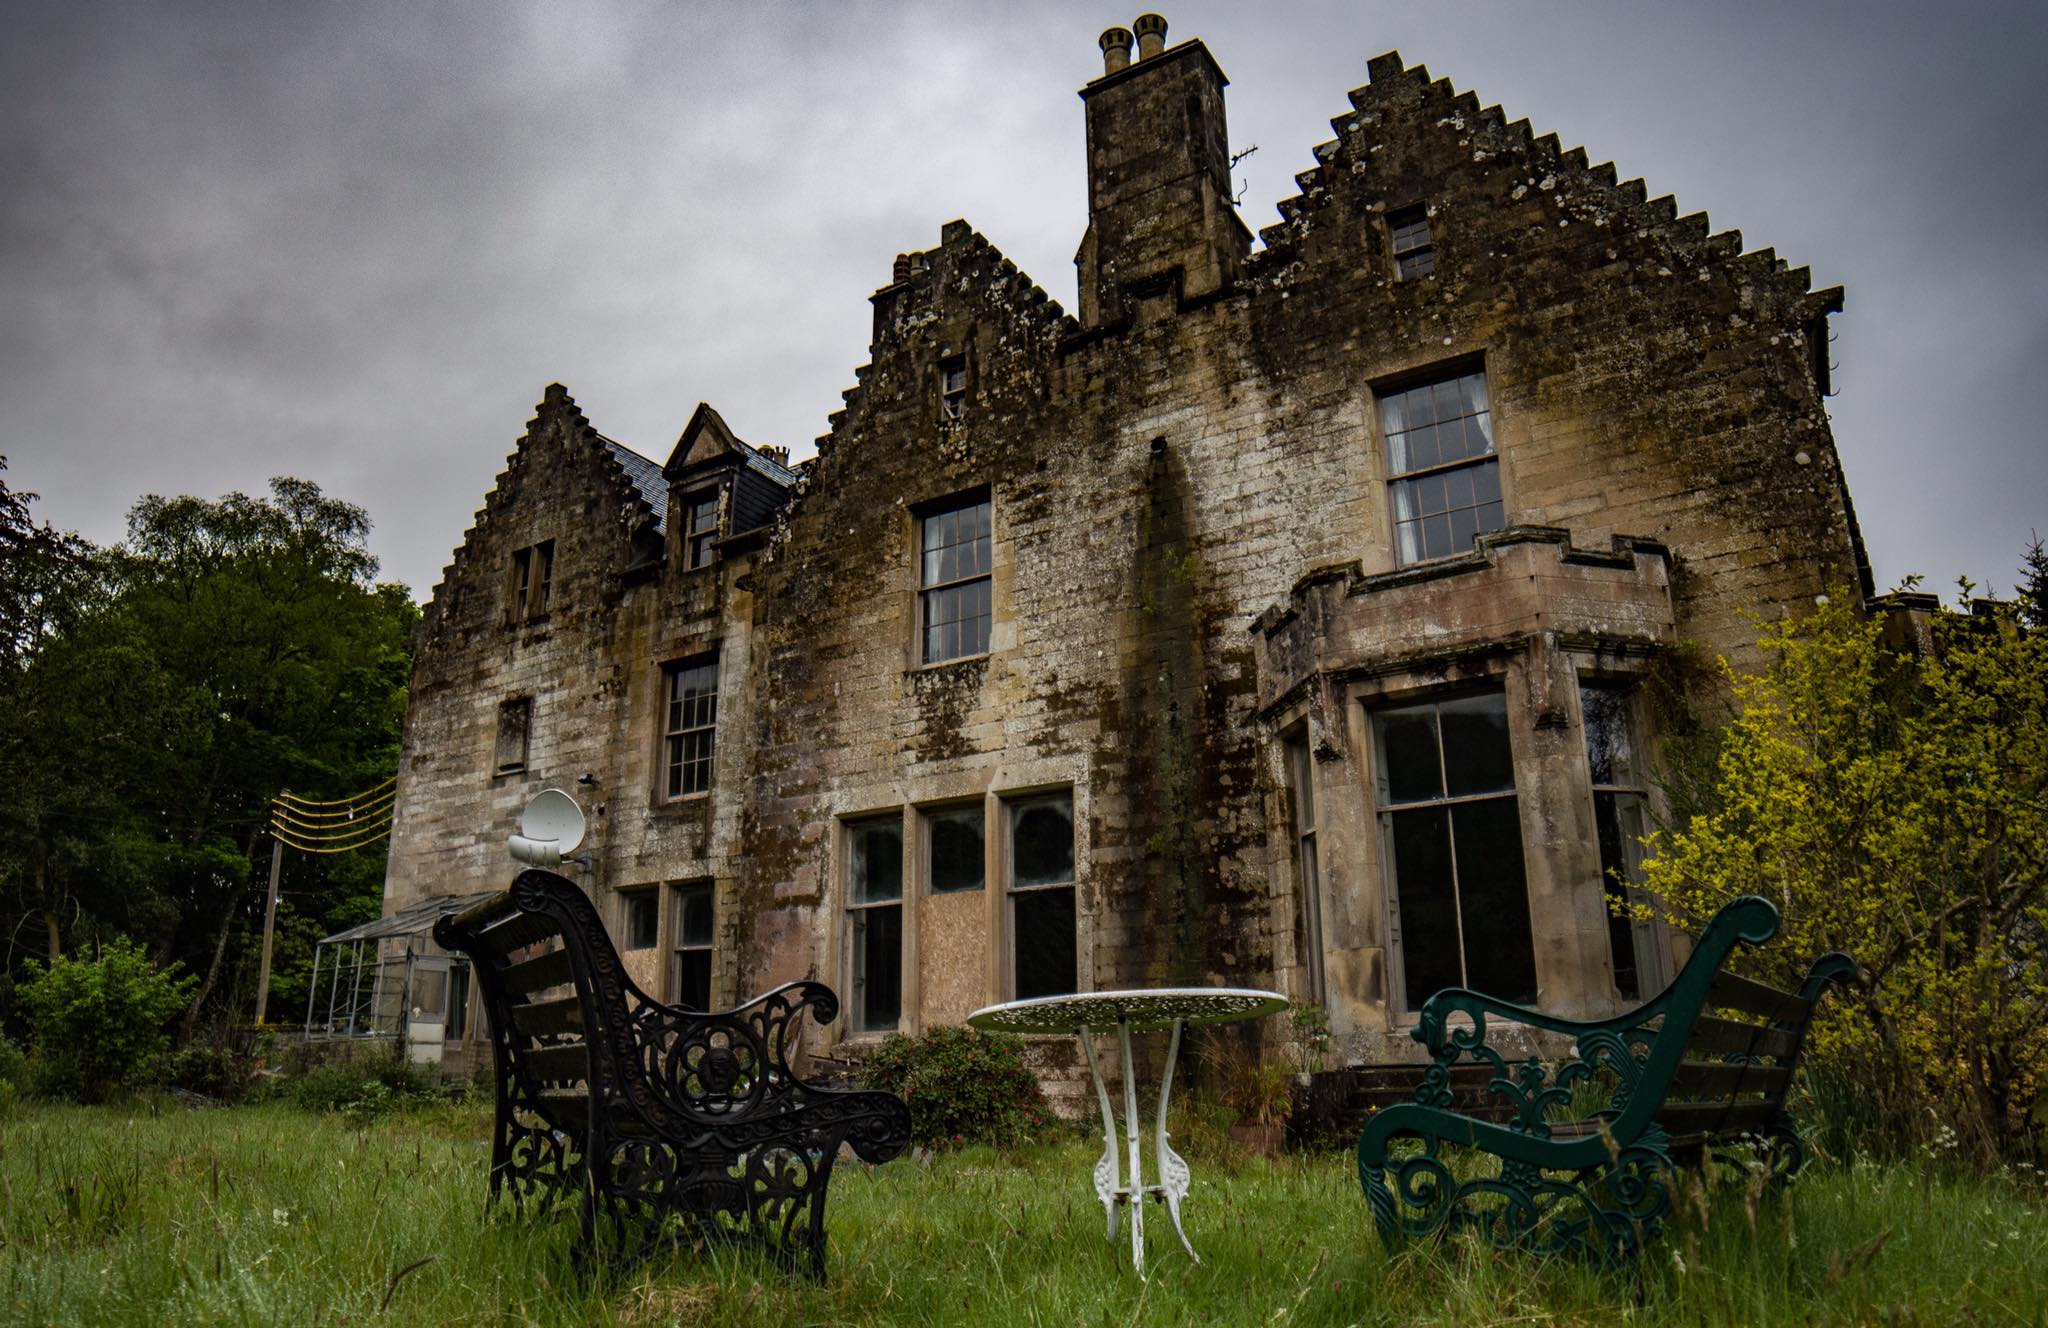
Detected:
left=382, top=16, right=1866, bottom=1090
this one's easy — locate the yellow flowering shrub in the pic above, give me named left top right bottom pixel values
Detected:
left=1641, top=595, right=2047, bottom=1165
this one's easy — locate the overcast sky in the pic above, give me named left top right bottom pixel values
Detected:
left=4, top=0, right=2043, bottom=602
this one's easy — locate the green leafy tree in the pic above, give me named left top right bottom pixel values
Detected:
left=0, top=458, right=108, bottom=967
left=17, top=937, right=196, bottom=1101
left=1641, top=588, right=2048, bottom=1164
left=0, top=476, right=415, bottom=1034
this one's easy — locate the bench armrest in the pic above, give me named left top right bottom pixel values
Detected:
left=1412, top=985, right=1669, bottom=1069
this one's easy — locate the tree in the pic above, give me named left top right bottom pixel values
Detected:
left=1640, top=584, right=2048, bottom=1165
left=2019, top=532, right=2048, bottom=631
left=0, top=475, right=416, bottom=1034
left=0, top=458, right=105, bottom=966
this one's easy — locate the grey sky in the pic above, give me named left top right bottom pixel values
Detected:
left=4, top=0, right=2042, bottom=602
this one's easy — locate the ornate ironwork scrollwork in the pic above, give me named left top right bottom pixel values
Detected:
left=436, top=868, right=910, bottom=1280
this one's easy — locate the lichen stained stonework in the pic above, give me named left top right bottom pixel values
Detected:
left=382, top=16, right=1866, bottom=1105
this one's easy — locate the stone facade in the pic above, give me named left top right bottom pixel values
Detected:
left=383, top=18, right=1867, bottom=1083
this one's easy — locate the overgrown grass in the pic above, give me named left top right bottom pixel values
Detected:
left=0, top=1099, right=2042, bottom=1325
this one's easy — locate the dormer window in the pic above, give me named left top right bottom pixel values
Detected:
left=511, top=540, right=554, bottom=621
left=1389, top=205, right=1435, bottom=280
left=683, top=488, right=721, bottom=569
left=939, top=356, right=967, bottom=421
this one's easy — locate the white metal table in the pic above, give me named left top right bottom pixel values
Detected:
left=967, top=987, right=1288, bottom=1277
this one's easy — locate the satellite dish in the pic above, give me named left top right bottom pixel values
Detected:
left=508, top=789, right=585, bottom=867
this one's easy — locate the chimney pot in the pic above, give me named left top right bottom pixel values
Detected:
left=1133, top=13, right=1167, bottom=59
left=892, top=253, right=911, bottom=284
left=1098, top=27, right=1133, bottom=75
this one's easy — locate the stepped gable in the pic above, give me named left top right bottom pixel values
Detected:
left=766, top=221, right=1074, bottom=560
left=421, top=382, right=661, bottom=623
left=1247, top=50, right=1842, bottom=327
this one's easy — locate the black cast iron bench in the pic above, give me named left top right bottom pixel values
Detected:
left=1357, top=895, right=1855, bottom=1261
left=433, top=868, right=910, bottom=1278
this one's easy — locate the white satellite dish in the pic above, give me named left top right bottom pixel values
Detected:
left=508, top=789, right=586, bottom=867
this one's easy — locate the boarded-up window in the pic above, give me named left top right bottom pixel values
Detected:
left=495, top=698, right=531, bottom=774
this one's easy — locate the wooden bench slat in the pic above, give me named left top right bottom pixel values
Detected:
left=501, top=947, right=574, bottom=998
left=1655, top=1099, right=1781, bottom=1141
left=1687, top=1014, right=1799, bottom=1062
left=522, top=1042, right=590, bottom=1084
left=446, top=890, right=518, bottom=936
left=478, top=910, right=562, bottom=957
left=1666, top=1060, right=1792, bottom=1102
left=1706, top=970, right=1811, bottom=1024
left=510, top=994, right=583, bottom=1038
left=534, top=1088, right=588, bottom=1131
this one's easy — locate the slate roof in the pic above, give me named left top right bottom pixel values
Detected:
left=603, top=438, right=670, bottom=536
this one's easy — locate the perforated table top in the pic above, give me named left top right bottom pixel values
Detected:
left=966, top=987, right=1288, bottom=1036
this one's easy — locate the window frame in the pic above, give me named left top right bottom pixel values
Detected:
left=923, top=801, right=986, bottom=895
left=1372, top=688, right=1538, bottom=1014
left=1387, top=204, right=1435, bottom=280
left=659, top=654, right=719, bottom=800
left=844, top=812, right=906, bottom=1035
left=670, top=880, right=714, bottom=1010
left=1579, top=679, right=1669, bottom=1001
left=511, top=539, right=555, bottom=621
left=1282, top=730, right=1327, bottom=1005
left=1378, top=365, right=1504, bottom=567
left=1004, top=790, right=1077, bottom=1001
left=938, top=354, right=968, bottom=422
left=915, top=490, right=993, bottom=666
left=682, top=486, right=722, bottom=570
left=620, top=887, right=659, bottom=952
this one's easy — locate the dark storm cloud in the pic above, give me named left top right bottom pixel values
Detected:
left=2, top=0, right=2041, bottom=599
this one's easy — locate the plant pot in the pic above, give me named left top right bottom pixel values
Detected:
left=1229, top=1119, right=1286, bottom=1158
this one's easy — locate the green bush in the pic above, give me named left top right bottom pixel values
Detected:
left=859, top=1025, right=1056, bottom=1149
left=0, top=1037, right=30, bottom=1113
left=160, top=1042, right=252, bottom=1102
left=286, top=1048, right=442, bottom=1118
left=17, top=938, right=195, bottom=1103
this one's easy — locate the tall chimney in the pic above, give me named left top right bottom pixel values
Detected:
left=1074, top=17, right=1247, bottom=328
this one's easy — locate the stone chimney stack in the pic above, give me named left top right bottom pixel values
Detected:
left=1075, top=14, right=1247, bottom=328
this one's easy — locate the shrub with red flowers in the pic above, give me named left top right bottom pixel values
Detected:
left=859, top=1024, right=1057, bottom=1148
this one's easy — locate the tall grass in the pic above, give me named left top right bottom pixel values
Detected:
left=0, top=1100, right=2041, bottom=1325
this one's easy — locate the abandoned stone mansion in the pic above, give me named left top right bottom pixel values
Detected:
left=379, top=15, right=1867, bottom=1077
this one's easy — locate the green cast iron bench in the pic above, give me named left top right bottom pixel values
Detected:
left=1357, top=895, right=1855, bottom=1261
left=433, top=868, right=911, bottom=1278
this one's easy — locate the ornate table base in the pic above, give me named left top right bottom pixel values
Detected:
left=967, top=987, right=1287, bottom=1280
left=1080, top=1017, right=1194, bottom=1277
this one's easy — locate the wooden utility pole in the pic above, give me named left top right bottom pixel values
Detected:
left=253, top=825, right=284, bottom=1024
